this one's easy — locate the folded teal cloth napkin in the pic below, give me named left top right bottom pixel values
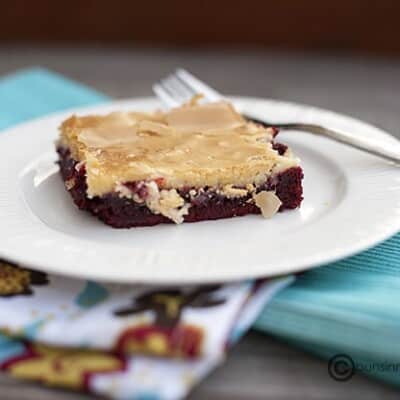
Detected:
left=0, top=68, right=107, bottom=130
left=255, top=233, right=400, bottom=386
left=1, top=67, right=399, bottom=388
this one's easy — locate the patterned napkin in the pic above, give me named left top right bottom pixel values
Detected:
left=0, top=260, right=291, bottom=399
left=0, top=68, right=293, bottom=399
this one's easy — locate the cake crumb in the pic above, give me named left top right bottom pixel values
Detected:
left=115, top=183, right=133, bottom=199
left=65, top=178, right=75, bottom=190
left=145, top=182, right=189, bottom=224
left=74, top=161, right=85, bottom=172
left=253, top=191, right=282, bottom=218
left=159, top=189, right=185, bottom=209
left=222, top=184, right=248, bottom=198
left=246, top=183, right=255, bottom=192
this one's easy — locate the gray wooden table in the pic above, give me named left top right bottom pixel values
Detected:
left=1, top=46, right=400, bottom=399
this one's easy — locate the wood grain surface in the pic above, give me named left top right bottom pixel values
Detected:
left=2, top=1, right=400, bottom=55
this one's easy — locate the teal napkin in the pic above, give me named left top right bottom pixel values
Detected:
left=0, top=68, right=107, bottom=130
left=255, top=233, right=400, bottom=386
left=1, top=67, right=399, bottom=387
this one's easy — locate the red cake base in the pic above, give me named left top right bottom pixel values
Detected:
left=57, top=147, right=303, bottom=228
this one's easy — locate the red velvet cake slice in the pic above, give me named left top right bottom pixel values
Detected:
left=56, top=100, right=303, bottom=228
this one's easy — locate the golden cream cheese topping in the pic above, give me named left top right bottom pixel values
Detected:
left=166, top=101, right=244, bottom=132
left=59, top=101, right=299, bottom=197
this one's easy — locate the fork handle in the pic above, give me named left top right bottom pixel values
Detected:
left=247, top=116, right=400, bottom=165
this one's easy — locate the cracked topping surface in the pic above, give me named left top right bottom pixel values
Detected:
left=58, top=101, right=299, bottom=197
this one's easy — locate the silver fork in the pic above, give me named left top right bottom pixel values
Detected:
left=153, top=68, right=400, bottom=165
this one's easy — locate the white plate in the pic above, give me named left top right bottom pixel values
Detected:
left=0, top=97, right=399, bottom=284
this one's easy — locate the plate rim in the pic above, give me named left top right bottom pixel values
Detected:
left=0, top=95, right=399, bottom=284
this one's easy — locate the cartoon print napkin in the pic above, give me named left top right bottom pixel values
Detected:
left=0, top=260, right=292, bottom=399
